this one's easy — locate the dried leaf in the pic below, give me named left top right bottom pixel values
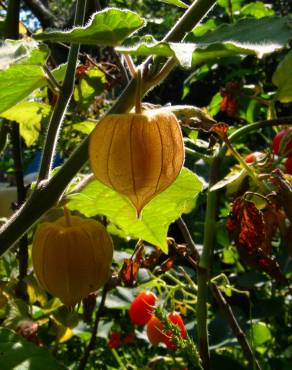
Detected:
left=210, top=122, right=229, bottom=138
left=227, top=196, right=285, bottom=283
left=120, top=244, right=144, bottom=285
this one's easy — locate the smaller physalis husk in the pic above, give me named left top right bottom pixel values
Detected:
left=89, top=109, right=184, bottom=216
left=32, top=215, right=113, bottom=308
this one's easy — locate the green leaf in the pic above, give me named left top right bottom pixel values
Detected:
left=189, top=17, right=292, bottom=54
left=118, top=17, right=292, bottom=69
left=210, top=168, right=246, bottom=192
left=72, top=121, right=96, bottom=135
left=73, top=67, right=106, bottom=109
left=0, top=42, right=50, bottom=114
left=0, top=102, right=51, bottom=146
left=0, top=327, right=67, bottom=370
left=272, top=50, right=292, bottom=103
left=159, top=0, right=188, bottom=8
left=68, top=168, right=203, bottom=253
left=0, top=39, right=47, bottom=71
left=33, top=8, right=145, bottom=46
left=251, top=322, right=272, bottom=347
left=208, top=92, right=222, bottom=116
left=241, top=2, right=275, bottom=19
left=217, top=0, right=244, bottom=13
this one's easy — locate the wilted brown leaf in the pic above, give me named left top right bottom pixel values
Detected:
left=120, top=243, right=144, bottom=286
left=210, top=122, right=229, bottom=139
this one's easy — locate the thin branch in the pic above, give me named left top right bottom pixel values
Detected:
left=210, top=283, right=262, bottom=370
left=176, top=217, right=200, bottom=262
left=78, top=285, right=108, bottom=370
left=22, top=0, right=58, bottom=28
left=37, top=0, right=87, bottom=182
left=124, top=54, right=137, bottom=77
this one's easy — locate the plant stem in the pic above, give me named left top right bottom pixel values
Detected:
left=63, top=206, right=72, bottom=227
left=223, top=136, right=265, bottom=190
left=37, top=0, right=87, bottom=182
left=176, top=217, right=200, bottom=261
left=210, top=283, right=262, bottom=370
left=78, top=286, right=108, bottom=370
left=135, top=69, right=142, bottom=114
left=163, top=0, right=217, bottom=42
left=196, top=155, right=221, bottom=369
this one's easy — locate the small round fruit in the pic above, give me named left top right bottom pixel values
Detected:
left=146, top=315, right=165, bottom=345
left=129, top=291, right=157, bottom=326
left=244, top=152, right=263, bottom=164
left=284, top=156, right=292, bottom=175
left=32, top=215, right=113, bottom=308
left=163, top=312, right=187, bottom=350
left=146, top=312, right=187, bottom=350
left=272, top=128, right=292, bottom=156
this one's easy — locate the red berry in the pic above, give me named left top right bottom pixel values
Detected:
left=107, top=331, right=121, bottom=349
left=163, top=312, right=187, bottom=350
left=244, top=152, right=263, bottom=164
left=272, top=128, right=292, bottom=156
left=129, top=291, right=156, bottom=326
left=146, top=315, right=165, bottom=345
left=146, top=312, right=187, bottom=350
left=284, top=156, right=292, bottom=175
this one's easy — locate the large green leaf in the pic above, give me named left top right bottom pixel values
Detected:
left=0, top=102, right=51, bottom=146
left=272, top=50, right=292, bottom=103
left=188, top=16, right=292, bottom=49
left=0, top=327, right=67, bottom=370
left=0, top=41, right=49, bottom=114
left=68, top=168, right=203, bottom=253
left=117, top=17, right=292, bottom=69
left=34, top=8, right=145, bottom=46
left=159, top=0, right=188, bottom=8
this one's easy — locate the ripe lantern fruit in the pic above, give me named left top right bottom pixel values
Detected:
left=32, top=210, right=113, bottom=308
left=89, top=71, right=184, bottom=216
left=89, top=109, right=184, bottom=216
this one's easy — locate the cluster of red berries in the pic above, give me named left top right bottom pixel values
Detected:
left=129, top=291, right=187, bottom=350
left=244, top=128, right=292, bottom=175
left=107, top=331, right=136, bottom=349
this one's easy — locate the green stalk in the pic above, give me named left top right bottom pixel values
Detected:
left=37, top=0, right=87, bottom=182
left=196, top=156, right=220, bottom=369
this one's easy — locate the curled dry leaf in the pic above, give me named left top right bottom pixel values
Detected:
left=227, top=196, right=285, bottom=283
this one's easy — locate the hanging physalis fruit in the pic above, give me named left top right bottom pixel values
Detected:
left=32, top=209, right=113, bottom=308
left=89, top=70, right=184, bottom=216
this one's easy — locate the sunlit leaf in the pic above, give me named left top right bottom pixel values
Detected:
left=272, top=50, right=292, bottom=103
left=34, top=8, right=146, bottom=46
left=241, top=1, right=275, bottom=19
left=118, top=17, right=292, bottom=69
left=159, top=0, right=188, bottom=9
left=68, top=168, right=203, bottom=253
left=0, top=102, right=51, bottom=146
left=0, top=41, right=49, bottom=114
